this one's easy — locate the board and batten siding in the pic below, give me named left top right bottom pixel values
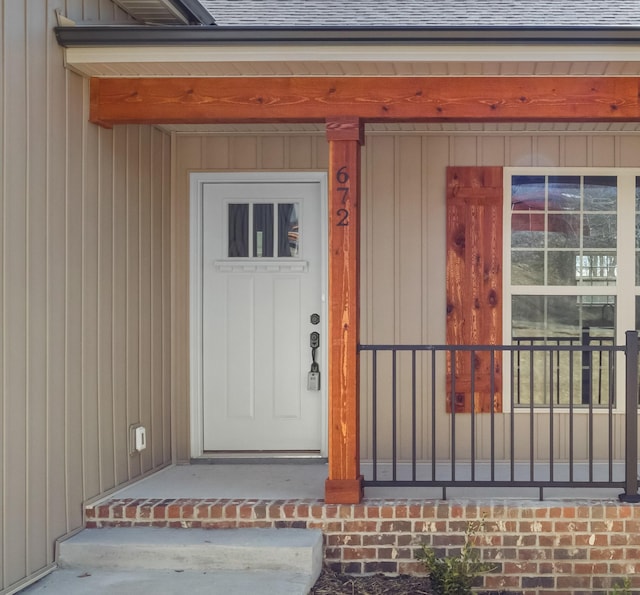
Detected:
left=0, top=1, right=170, bottom=593
left=173, top=131, right=640, bottom=466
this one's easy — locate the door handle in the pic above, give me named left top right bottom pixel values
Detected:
left=307, top=332, right=320, bottom=391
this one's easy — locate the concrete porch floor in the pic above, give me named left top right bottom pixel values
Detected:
left=101, top=462, right=627, bottom=503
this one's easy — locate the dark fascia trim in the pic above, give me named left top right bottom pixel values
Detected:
left=172, top=0, right=216, bottom=26
left=55, top=25, right=640, bottom=47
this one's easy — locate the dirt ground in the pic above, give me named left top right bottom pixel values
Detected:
left=310, top=568, right=521, bottom=595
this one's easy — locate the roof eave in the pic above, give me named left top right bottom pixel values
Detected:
left=55, top=25, right=640, bottom=47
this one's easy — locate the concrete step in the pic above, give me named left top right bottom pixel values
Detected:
left=23, top=568, right=315, bottom=594
left=58, top=527, right=323, bottom=574
left=23, top=528, right=322, bottom=595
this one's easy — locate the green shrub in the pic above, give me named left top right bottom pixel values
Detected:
left=610, top=577, right=631, bottom=595
left=415, top=517, right=495, bottom=595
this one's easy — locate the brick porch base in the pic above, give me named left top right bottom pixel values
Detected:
left=86, top=497, right=640, bottom=594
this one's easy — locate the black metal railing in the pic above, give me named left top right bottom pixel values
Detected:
left=358, top=330, right=640, bottom=501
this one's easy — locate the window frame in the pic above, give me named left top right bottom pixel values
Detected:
left=503, top=167, right=640, bottom=413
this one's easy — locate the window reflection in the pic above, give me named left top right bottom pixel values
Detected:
left=228, top=204, right=249, bottom=257
left=228, top=202, right=300, bottom=258
left=278, top=204, right=299, bottom=257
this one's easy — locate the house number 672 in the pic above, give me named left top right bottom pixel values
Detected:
left=336, top=166, right=350, bottom=226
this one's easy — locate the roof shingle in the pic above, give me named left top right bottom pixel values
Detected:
left=198, top=1, right=640, bottom=28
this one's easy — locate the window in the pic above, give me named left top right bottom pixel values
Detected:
left=506, top=170, right=639, bottom=408
left=227, top=201, right=300, bottom=258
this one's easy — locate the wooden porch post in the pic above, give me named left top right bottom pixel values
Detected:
left=324, top=117, right=364, bottom=505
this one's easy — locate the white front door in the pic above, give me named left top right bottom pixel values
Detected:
left=191, top=173, right=327, bottom=453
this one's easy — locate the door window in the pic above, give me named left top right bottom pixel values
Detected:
left=228, top=202, right=300, bottom=258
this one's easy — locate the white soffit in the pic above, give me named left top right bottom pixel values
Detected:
left=64, top=44, right=640, bottom=77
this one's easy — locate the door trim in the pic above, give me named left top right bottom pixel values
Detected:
left=189, top=172, right=329, bottom=458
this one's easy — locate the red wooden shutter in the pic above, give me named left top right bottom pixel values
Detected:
left=446, top=166, right=503, bottom=413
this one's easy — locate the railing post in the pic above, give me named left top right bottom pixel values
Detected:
left=620, top=330, right=640, bottom=502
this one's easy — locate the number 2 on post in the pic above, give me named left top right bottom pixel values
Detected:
left=336, top=166, right=350, bottom=226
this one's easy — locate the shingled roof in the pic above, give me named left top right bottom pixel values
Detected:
left=198, top=0, right=640, bottom=28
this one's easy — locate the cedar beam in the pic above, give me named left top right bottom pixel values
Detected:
left=90, top=76, right=640, bottom=127
left=325, top=117, right=364, bottom=505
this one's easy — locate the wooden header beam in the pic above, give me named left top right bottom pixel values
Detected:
left=90, top=76, right=640, bottom=127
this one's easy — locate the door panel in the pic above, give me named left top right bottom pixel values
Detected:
left=200, top=180, right=324, bottom=451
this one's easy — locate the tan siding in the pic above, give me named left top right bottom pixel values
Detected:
left=172, top=129, right=640, bottom=464
left=0, top=1, right=171, bottom=591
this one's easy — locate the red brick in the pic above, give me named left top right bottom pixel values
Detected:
left=362, top=534, right=395, bottom=546
left=267, top=504, right=281, bottom=519
left=238, top=521, right=270, bottom=528
left=590, top=548, right=624, bottom=560
left=504, top=561, right=537, bottom=574
left=324, top=505, right=339, bottom=519
left=575, top=533, right=607, bottom=547
left=624, top=520, right=640, bottom=532
left=166, top=504, right=181, bottom=519
left=538, top=534, right=572, bottom=547
left=338, top=505, right=353, bottom=519
left=450, top=505, right=464, bottom=518
left=538, top=562, right=573, bottom=574
left=328, top=534, right=362, bottom=546
left=610, top=533, right=631, bottom=546
left=436, top=504, right=449, bottom=518
left=553, top=521, right=589, bottom=532
left=365, top=505, right=380, bottom=518
left=180, top=504, right=194, bottom=519
left=352, top=504, right=366, bottom=518
left=310, top=504, right=324, bottom=519
left=224, top=503, right=238, bottom=518
left=394, top=505, right=408, bottom=518
left=195, top=503, right=211, bottom=519
left=343, top=520, right=377, bottom=532
left=342, top=547, right=376, bottom=560
left=591, top=520, right=623, bottom=532
left=558, top=576, right=591, bottom=588
left=421, top=504, right=436, bottom=518
left=407, top=504, right=422, bottom=518
left=307, top=522, right=324, bottom=529
left=208, top=504, right=224, bottom=519
left=282, top=503, right=296, bottom=517
left=152, top=505, right=166, bottom=519
left=398, top=561, right=426, bottom=574
left=413, top=520, right=446, bottom=533
left=239, top=505, right=254, bottom=519
left=379, top=505, right=395, bottom=519
left=397, top=534, right=416, bottom=547
left=617, top=505, right=633, bottom=518
left=379, top=520, right=411, bottom=533
left=484, top=575, right=521, bottom=589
